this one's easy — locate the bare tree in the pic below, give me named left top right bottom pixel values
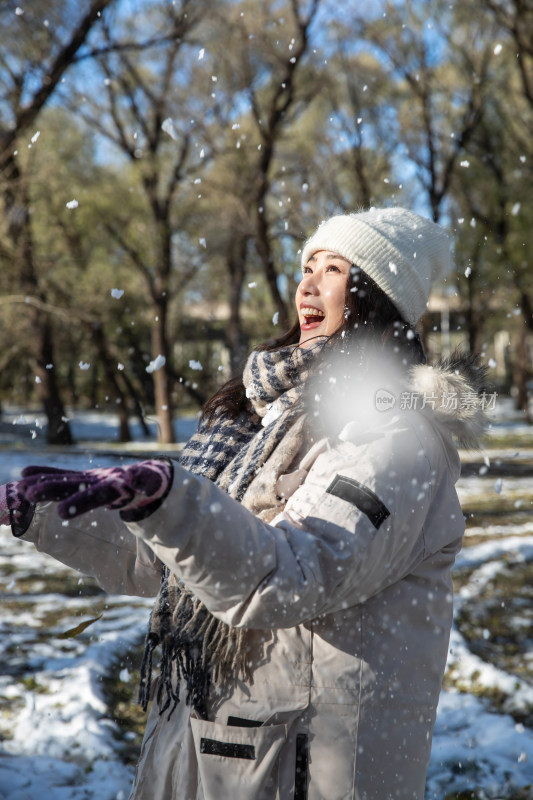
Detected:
left=203, top=0, right=322, bottom=334
left=483, top=0, right=533, bottom=110
left=350, top=0, right=490, bottom=222
left=0, top=0, right=116, bottom=443
left=71, top=0, right=211, bottom=442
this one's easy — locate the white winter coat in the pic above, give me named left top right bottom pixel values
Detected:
left=19, top=363, right=475, bottom=800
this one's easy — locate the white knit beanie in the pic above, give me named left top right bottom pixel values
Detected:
left=300, top=207, right=452, bottom=325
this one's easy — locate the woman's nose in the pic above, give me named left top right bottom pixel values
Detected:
left=299, top=274, right=319, bottom=295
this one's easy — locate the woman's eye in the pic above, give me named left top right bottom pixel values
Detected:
left=327, top=264, right=341, bottom=272
left=303, top=266, right=312, bottom=274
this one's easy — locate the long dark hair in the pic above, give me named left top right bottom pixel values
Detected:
left=201, top=267, right=425, bottom=425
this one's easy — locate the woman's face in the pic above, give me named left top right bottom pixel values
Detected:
left=295, top=250, right=351, bottom=346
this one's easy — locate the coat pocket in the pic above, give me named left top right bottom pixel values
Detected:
left=190, top=716, right=287, bottom=800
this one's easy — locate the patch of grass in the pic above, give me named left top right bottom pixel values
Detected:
left=444, top=793, right=481, bottom=800
left=443, top=667, right=515, bottom=711
left=464, top=510, right=533, bottom=529
left=484, top=433, right=533, bottom=449
left=41, top=604, right=107, bottom=633
left=101, top=636, right=149, bottom=765
left=461, top=496, right=533, bottom=516
left=444, top=787, right=533, bottom=799
left=8, top=572, right=105, bottom=598
left=450, top=560, right=533, bottom=725
left=1, top=597, right=108, bottom=654
left=0, top=562, right=20, bottom=577
left=20, top=675, right=50, bottom=693
left=0, top=693, right=25, bottom=738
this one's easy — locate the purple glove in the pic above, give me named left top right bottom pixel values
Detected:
left=18, top=458, right=173, bottom=521
left=0, top=484, right=8, bottom=527
left=0, top=482, right=36, bottom=536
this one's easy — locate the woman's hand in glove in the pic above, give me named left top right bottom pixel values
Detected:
left=17, top=458, right=173, bottom=521
left=0, top=481, right=36, bottom=536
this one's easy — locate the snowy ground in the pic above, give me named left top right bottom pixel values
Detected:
left=1, top=402, right=533, bottom=799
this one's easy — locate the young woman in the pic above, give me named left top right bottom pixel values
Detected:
left=1, top=208, right=486, bottom=800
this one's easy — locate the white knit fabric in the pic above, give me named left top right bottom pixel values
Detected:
left=300, top=207, right=451, bottom=324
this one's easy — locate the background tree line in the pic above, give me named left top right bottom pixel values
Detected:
left=1, top=0, right=532, bottom=443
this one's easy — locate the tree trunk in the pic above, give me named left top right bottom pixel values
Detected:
left=466, top=252, right=484, bottom=355
left=225, top=234, right=249, bottom=375
left=119, top=369, right=151, bottom=437
left=143, top=177, right=175, bottom=444
left=151, top=297, right=175, bottom=444
left=512, top=324, right=531, bottom=422
left=3, top=153, right=73, bottom=444
left=89, top=322, right=132, bottom=442
left=35, top=317, right=74, bottom=445
left=255, top=200, right=290, bottom=331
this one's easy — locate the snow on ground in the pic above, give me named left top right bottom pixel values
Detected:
left=457, top=474, right=533, bottom=504
left=428, top=689, right=533, bottom=799
left=0, top=538, right=149, bottom=799
left=0, top=513, right=153, bottom=799
left=1, top=406, right=533, bottom=798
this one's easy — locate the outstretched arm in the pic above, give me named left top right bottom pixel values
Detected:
left=17, top=458, right=173, bottom=522
left=2, top=463, right=168, bottom=597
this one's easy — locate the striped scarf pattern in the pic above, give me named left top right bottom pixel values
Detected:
left=138, top=342, right=323, bottom=719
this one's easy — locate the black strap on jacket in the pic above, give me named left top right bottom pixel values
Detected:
left=294, top=733, right=309, bottom=799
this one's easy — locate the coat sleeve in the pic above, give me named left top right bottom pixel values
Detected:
left=124, top=415, right=463, bottom=627
left=19, top=502, right=163, bottom=597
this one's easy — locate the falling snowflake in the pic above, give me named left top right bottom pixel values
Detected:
left=146, top=355, right=166, bottom=373
left=162, top=118, right=179, bottom=140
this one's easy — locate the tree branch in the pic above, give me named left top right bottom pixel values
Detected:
left=0, top=0, right=115, bottom=172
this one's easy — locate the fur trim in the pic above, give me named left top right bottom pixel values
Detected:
left=409, top=351, right=489, bottom=449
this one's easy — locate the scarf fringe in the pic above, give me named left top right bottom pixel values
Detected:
left=138, top=569, right=254, bottom=719
left=138, top=344, right=322, bottom=718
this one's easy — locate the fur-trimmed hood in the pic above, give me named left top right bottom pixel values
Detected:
left=409, top=352, right=489, bottom=449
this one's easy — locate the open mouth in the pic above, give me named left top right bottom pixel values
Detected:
left=301, top=307, right=325, bottom=326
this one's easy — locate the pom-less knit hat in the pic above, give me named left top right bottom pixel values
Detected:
left=300, top=207, right=452, bottom=325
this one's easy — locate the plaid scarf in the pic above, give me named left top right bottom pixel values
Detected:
left=138, top=342, right=323, bottom=718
